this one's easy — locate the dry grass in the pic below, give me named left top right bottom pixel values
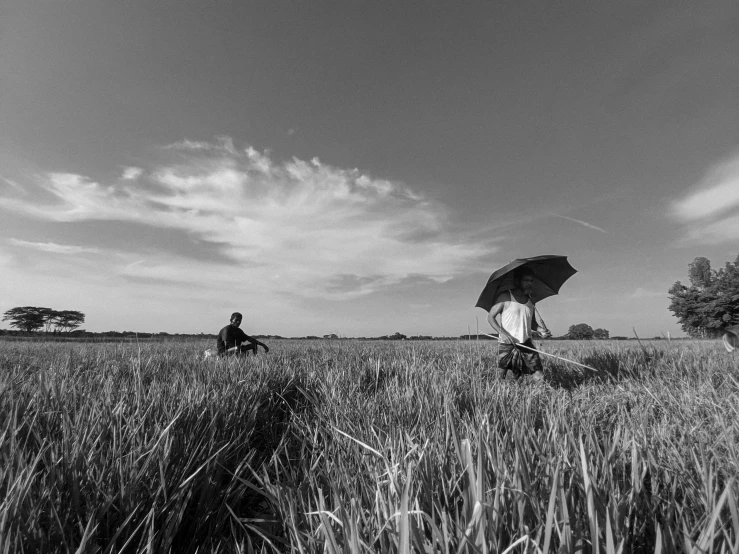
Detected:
left=0, top=338, right=737, bottom=553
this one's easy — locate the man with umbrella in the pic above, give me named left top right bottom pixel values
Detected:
left=487, top=267, right=550, bottom=380
left=477, top=256, right=577, bottom=381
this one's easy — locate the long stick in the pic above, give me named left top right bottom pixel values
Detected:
left=480, top=333, right=601, bottom=373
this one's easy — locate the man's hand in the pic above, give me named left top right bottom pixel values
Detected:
left=537, top=328, right=552, bottom=339
left=500, top=330, right=518, bottom=344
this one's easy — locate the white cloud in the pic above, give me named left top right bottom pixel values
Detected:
left=671, top=152, right=739, bottom=243
left=121, top=167, right=143, bottom=180
left=0, top=139, right=492, bottom=299
left=629, top=287, right=665, bottom=299
left=678, top=212, right=739, bottom=244
left=7, top=239, right=100, bottom=255
left=0, top=247, right=14, bottom=268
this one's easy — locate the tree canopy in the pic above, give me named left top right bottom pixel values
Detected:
left=564, top=324, right=609, bottom=340
left=568, top=323, right=594, bottom=339
left=2, top=307, right=85, bottom=333
left=53, top=310, right=86, bottom=333
left=2, top=307, right=48, bottom=333
left=668, top=255, right=739, bottom=338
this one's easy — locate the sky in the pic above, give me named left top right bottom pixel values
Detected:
left=1, top=1, right=738, bottom=337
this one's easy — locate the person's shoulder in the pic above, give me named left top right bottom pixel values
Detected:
left=218, top=324, right=231, bottom=335
left=493, top=291, right=510, bottom=306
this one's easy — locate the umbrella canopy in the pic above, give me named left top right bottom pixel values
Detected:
left=723, top=324, right=739, bottom=353
left=475, top=255, right=577, bottom=311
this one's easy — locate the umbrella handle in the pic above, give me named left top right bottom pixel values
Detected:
left=534, top=306, right=548, bottom=332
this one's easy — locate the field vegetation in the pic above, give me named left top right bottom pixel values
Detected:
left=1, top=338, right=737, bottom=553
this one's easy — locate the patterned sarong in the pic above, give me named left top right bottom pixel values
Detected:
left=498, top=339, right=542, bottom=376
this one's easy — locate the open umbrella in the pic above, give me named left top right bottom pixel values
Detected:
left=475, top=255, right=577, bottom=311
left=723, top=324, right=739, bottom=353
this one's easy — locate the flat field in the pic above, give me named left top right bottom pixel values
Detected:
left=1, top=338, right=737, bottom=553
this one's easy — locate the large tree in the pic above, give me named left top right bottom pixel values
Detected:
left=2, top=306, right=49, bottom=333
left=53, top=310, right=86, bottom=332
left=568, top=323, right=594, bottom=340
left=668, top=255, right=739, bottom=337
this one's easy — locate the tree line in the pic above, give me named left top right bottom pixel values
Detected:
left=3, top=254, right=734, bottom=339
left=2, top=307, right=85, bottom=333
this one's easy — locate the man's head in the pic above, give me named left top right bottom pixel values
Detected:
left=230, top=312, right=243, bottom=327
left=513, top=268, right=535, bottom=294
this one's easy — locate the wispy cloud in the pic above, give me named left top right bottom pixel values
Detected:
left=162, top=136, right=237, bottom=153
left=7, top=238, right=100, bottom=255
left=547, top=212, right=606, bottom=233
left=671, top=152, right=739, bottom=243
left=2, top=177, right=25, bottom=193
left=628, top=287, right=665, bottom=299
left=0, top=247, right=14, bottom=268
left=0, top=139, right=492, bottom=299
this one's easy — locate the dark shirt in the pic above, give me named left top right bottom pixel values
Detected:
left=217, top=324, right=251, bottom=355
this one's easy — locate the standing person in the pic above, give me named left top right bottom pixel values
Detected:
left=217, top=312, right=270, bottom=356
left=487, top=268, right=551, bottom=380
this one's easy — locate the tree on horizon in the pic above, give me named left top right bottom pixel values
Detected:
left=2, top=307, right=48, bottom=333
left=53, top=310, right=86, bottom=333
left=668, top=254, right=739, bottom=338
left=567, top=323, right=595, bottom=340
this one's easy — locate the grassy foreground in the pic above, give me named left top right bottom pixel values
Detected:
left=1, top=339, right=737, bottom=553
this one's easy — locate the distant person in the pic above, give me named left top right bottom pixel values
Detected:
left=217, top=312, right=269, bottom=356
left=487, top=268, right=551, bottom=380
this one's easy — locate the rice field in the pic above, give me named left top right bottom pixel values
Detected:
left=1, top=338, right=737, bottom=553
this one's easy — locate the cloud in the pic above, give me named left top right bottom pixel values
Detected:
left=162, top=136, right=237, bottom=153
left=162, top=139, right=217, bottom=151
left=548, top=212, right=606, bottom=233
left=2, top=176, right=25, bottom=193
left=677, top=213, right=739, bottom=244
left=121, top=167, right=143, bottom=180
left=0, top=247, right=14, bottom=268
left=7, top=238, right=100, bottom=255
left=671, top=152, right=739, bottom=243
left=0, top=139, right=492, bottom=299
left=628, top=287, right=665, bottom=299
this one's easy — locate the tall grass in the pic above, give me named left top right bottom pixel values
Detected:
left=0, top=339, right=737, bottom=552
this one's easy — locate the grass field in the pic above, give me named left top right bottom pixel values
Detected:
left=1, top=338, right=737, bottom=553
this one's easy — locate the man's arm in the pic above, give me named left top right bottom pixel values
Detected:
left=216, top=328, right=226, bottom=355
left=238, top=329, right=270, bottom=352
left=531, top=306, right=552, bottom=338
left=487, top=296, right=516, bottom=344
